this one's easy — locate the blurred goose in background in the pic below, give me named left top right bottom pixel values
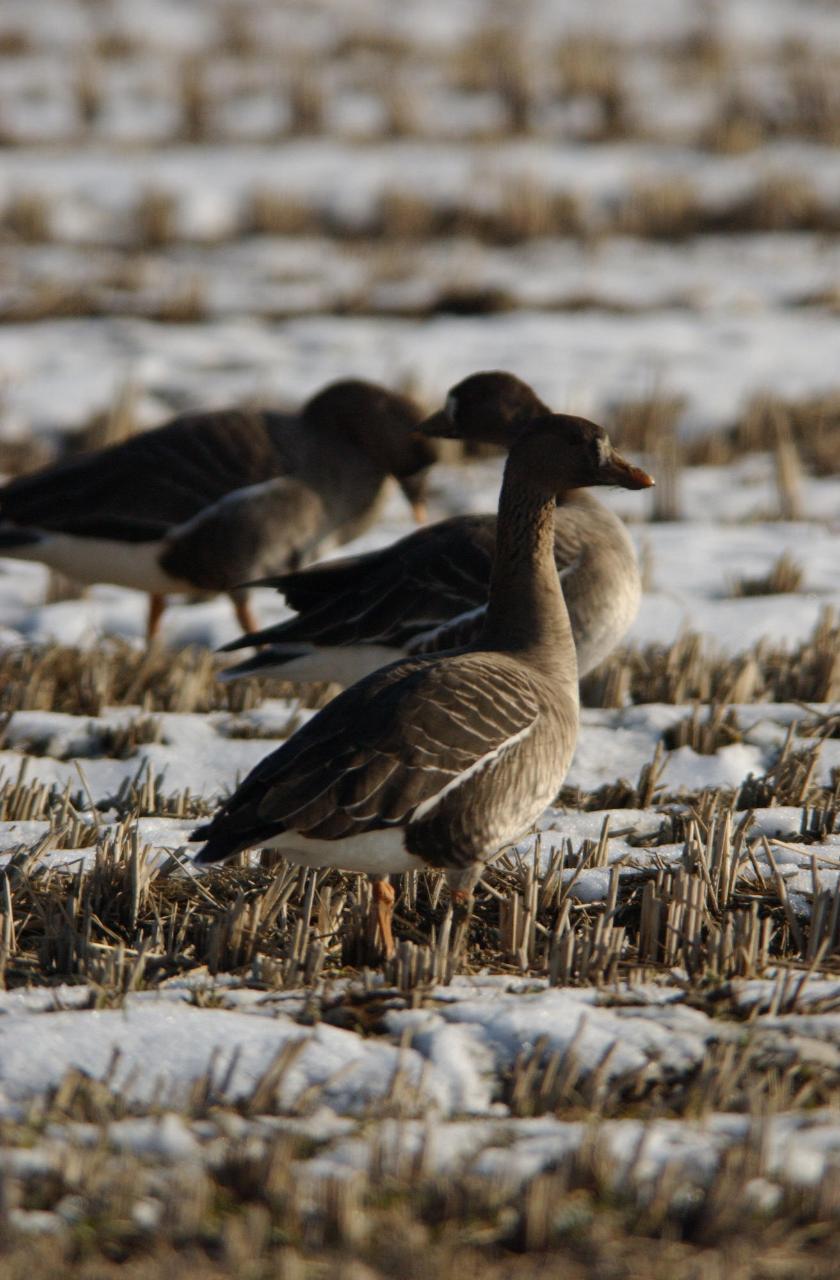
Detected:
left=0, top=380, right=433, bottom=641
left=221, top=372, right=643, bottom=685
left=193, top=410, right=654, bottom=958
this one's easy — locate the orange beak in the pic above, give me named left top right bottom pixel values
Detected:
left=600, top=449, right=655, bottom=490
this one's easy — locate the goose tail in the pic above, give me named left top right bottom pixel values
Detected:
left=0, top=524, right=44, bottom=550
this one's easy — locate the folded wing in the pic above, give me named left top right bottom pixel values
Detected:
left=194, top=651, right=541, bottom=862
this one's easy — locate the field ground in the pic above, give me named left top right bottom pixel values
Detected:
left=1, top=0, right=840, bottom=1275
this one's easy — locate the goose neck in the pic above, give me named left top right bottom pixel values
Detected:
left=481, top=462, right=576, bottom=674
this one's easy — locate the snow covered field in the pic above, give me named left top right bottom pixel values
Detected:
left=1, top=0, right=839, bottom=1273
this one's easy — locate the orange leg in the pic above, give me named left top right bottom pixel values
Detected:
left=231, top=592, right=258, bottom=634
left=147, top=592, right=166, bottom=643
left=447, top=870, right=480, bottom=955
left=371, top=876, right=396, bottom=960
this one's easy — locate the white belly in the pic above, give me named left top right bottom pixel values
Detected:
left=264, top=827, right=422, bottom=876
left=4, top=533, right=182, bottom=593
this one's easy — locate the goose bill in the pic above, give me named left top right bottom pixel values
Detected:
left=598, top=451, right=655, bottom=490
left=419, top=408, right=459, bottom=439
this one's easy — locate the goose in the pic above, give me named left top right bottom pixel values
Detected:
left=219, top=372, right=642, bottom=685
left=0, top=380, right=434, bottom=641
left=192, top=410, right=653, bottom=957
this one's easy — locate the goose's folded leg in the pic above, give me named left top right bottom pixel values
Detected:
left=230, top=590, right=258, bottom=635
left=446, top=864, right=482, bottom=956
left=370, top=875, right=396, bottom=960
left=147, top=593, right=166, bottom=643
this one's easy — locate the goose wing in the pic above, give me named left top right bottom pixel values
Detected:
left=159, top=477, right=325, bottom=591
left=0, top=409, right=284, bottom=538
left=224, top=514, right=498, bottom=652
left=193, top=651, right=540, bottom=862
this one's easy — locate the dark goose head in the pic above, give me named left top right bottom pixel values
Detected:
left=303, top=379, right=437, bottom=519
left=420, top=371, right=549, bottom=446
left=502, top=413, right=655, bottom=494
left=421, top=371, right=653, bottom=491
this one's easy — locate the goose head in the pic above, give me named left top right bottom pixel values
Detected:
left=420, top=371, right=550, bottom=445
left=508, top=414, right=655, bottom=495
left=304, top=379, right=437, bottom=521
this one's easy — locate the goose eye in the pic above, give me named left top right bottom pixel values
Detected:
left=445, top=393, right=458, bottom=424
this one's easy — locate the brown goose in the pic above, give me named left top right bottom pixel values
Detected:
left=0, top=380, right=433, bottom=641
left=220, top=372, right=642, bottom=685
left=192, top=410, right=653, bottom=957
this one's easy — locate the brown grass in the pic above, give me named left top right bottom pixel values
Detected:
left=0, top=282, right=105, bottom=324
left=150, top=277, right=208, bottom=323
left=92, top=29, right=139, bottom=59
left=134, top=188, right=178, bottom=249
left=616, top=178, right=702, bottom=239
left=684, top=393, right=840, bottom=475
left=555, top=34, right=632, bottom=139
left=702, top=83, right=778, bottom=154
left=662, top=702, right=742, bottom=753
left=2, top=1112, right=840, bottom=1279
left=179, top=56, right=212, bottom=143
left=147, top=174, right=840, bottom=245
left=0, top=638, right=343, bottom=720
left=787, top=60, right=840, bottom=144
left=0, top=749, right=838, bottom=995
left=487, top=180, right=582, bottom=244
left=650, top=420, right=683, bottom=522
left=376, top=187, right=446, bottom=240
left=607, top=394, right=686, bottom=453
left=581, top=608, right=840, bottom=709
left=245, top=187, right=319, bottom=236
left=69, top=379, right=139, bottom=456
left=0, top=641, right=253, bottom=717
left=382, top=81, right=421, bottom=139
left=2, top=192, right=51, bottom=242
left=216, top=2, right=257, bottom=58
left=668, top=26, right=731, bottom=80
left=731, top=552, right=804, bottom=597
left=0, top=28, right=30, bottom=55
left=43, top=570, right=85, bottom=606
left=287, top=69, right=324, bottom=136
left=721, top=173, right=831, bottom=233
left=74, top=57, right=103, bottom=130
left=1, top=609, right=837, bottom=727
left=0, top=436, right=54, bottom=477
left=7, top=173, right=838, bottom=268
left=481, top=28, right=533, bottom=135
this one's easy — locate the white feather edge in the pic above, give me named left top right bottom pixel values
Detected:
left=221, top=644, right=405, bottom=685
